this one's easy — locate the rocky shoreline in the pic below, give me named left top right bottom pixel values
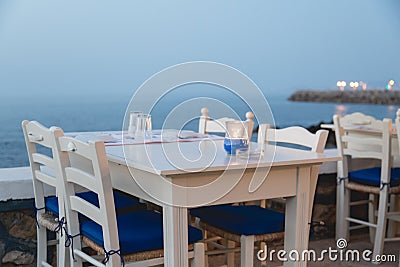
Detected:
left=289, top=90, right=400, bottom=104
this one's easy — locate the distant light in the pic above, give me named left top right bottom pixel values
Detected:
left=360, top=81, right=367, bottom=90
left=350, top=81, right=358, bottom=90
left=336, top=80, right=346, bottom=90
left=389, top=80, right=395, bottom=86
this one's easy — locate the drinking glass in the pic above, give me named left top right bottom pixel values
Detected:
left=223, top=120, right=249, bottom=154
left=135, top=114, right=152, bottom=140
left=127, top=111, right=143, bottom=137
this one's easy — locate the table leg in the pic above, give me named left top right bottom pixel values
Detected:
left=163, top=205, right=189, bottom=267
left=284, top=166, right=311, bottom=267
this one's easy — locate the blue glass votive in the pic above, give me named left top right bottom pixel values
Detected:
left=224, top=138, right=248, bottom=154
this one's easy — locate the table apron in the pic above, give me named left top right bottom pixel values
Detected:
left=108, top=162, right=310, bottom=207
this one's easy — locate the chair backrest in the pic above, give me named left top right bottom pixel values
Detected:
left=22, top=120, right=67, bottom=219
left=198, top=107, right=255, bottom=141
left=56, top=136, right=121, bottom=266
left=258, top=124, right=328, bottom=153
left=258, top=124, right=329, bottom=221
left=333, top=112, right=392, bottom=183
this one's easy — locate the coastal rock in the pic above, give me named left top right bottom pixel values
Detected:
left=289, top=90, right=400, bottom=105
left=2, top=250, right=34, bottom=265
left=0, top=211, right=36, bottom=240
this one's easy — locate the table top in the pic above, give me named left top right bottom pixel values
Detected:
left=321, top=123, right=398, bottom=136
left=106, top=140, right=340, bottom=176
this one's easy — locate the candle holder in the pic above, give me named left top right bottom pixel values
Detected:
left=223, top=121, right=249, bottom=154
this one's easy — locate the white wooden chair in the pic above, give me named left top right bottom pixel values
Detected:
left=334, top=112, right=400, bottom=261
left=192, top=125, right=328, bottom=266
left=22, top=120, right=70, bottom=267
left=22, top=121, right=144, bottom=267
left=198, top=107, right=254, bottom=141
left=57, top=136, right=205, bottom=267
left=197, top=107, right=255, bottom=266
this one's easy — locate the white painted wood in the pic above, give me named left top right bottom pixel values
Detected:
left=259, top=125, right=329, bottom=220
left=0, top=148, right=340, bottom=202
left=58, top=136, right=204, bottom=266
left=163, top=206, right=189, bottom=267
left=32, top=153, right=55, bottom=168
left=59, top=136, right=122, bottom=267
left=198, top=107, right=209, bottom=134
left=334, top=112, right=396, bottom=259
left=198, top=107, right=254, bottom=141
left=284, top=166, right=311, bottom=267
left=65, top=167, right=98, bottom=193
left=191, top=243, right=205, bottom=267
left=35, top=170, right=58, bottom=187
left=21, top=120, right=68, bottom=267
left=108, top=143, right=337, bottom=267
left=240, top=235, right=254, bottom=267
left=107, top=141, right=335, bottom=176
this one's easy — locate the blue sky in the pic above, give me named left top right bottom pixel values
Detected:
left=0, top=0, right=399, bottom=98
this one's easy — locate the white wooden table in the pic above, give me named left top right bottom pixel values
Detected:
left=322, top=123, right=400, bottom=164
left=105, top=140, right=339, bottom=267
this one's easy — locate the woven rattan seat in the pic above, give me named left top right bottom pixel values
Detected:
left=198, top=221, right=284, bottom=244
left=37, top=212, right=59, bottom=232
left=82, top=237, right=196, bottom=263
left=346, top=181, right=400, bottom=195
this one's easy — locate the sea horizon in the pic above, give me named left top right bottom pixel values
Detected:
left=1, top=90, right=399, bottom=168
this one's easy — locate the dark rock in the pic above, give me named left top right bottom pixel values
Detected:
left=289, top=89, right=400, bottom=105
left=2, top=250, right=34, bottom=265
left=0, top=211, right=36, bottom=240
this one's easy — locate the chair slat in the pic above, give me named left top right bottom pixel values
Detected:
left=266, top=126, right=319, bottom=150
left=32, top=153, right=55, bottom=168
left=35, top=170, right=57, bottom=187
left=342, top=135, right=383, bottom=146
left=65, top=167, right=98, bottom=193
left=70, top=196, right=102, bottom=225
left=205, top=118, right=233, bottom=133
left=25, top=121, right=59, bottom=148
left=58, top=136, right=94, bottom=160
left=343, top=148, right=383, bottom=159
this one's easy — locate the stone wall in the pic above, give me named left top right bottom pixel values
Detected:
left=288, top=90, right=400, bottom=104
left=0, top=199, right=55, bottom=267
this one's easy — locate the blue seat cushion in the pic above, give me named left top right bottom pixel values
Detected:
left=45, top=191, right=143, bottom=216
left=191, top=205, right=284, bottom=236
left=81, top=210, right=203, bottom=255
left=349, top=167, right=400, bottom=187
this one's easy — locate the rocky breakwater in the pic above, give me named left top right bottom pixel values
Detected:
left=289, top=90, right=400, bottom=104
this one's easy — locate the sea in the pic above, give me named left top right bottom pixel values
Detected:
left=1, top=91, right=399, bottom=168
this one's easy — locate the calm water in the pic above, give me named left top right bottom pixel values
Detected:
left=1, top=92, right=399, bottom=168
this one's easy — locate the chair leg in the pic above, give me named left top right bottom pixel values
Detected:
left=240, top=235, right=255, bottom=267
left=203, top=230, right=209, bottom=267
left=57, top=230, right=70, bottom=267
left=191, top=242, right=205, bottom=267
left=336, top=179, right=350, bottom=240
left=372, top=188, right=389, bottom=262
left=387, top=194, right=398, bottom=238
left=37, top=226, right=47, bottom=267
left=368, top=194, right=377, bottom=243
left=226, top=240, right=235, bottom=267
